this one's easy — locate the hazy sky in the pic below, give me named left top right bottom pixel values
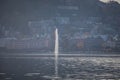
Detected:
left=100, top=0, right=120, bottom=3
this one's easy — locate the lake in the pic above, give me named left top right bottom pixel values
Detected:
left=0, top=53, right=120, bottom=80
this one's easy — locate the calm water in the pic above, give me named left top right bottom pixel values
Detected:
left=0, top=54, right=120, bottom=80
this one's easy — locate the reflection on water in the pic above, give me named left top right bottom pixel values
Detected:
left=0, top=56, right=120, bottom=80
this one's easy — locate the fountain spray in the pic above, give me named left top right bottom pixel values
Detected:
left=54, top=28, right=59, bottom=78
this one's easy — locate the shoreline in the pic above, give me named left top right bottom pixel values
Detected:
left=0, top=51, right=120, bottom=58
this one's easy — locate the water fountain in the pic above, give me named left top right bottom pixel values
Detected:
left=43, top=28, right=61, bottom=80
left=54, top=28, right=60, bottom=79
